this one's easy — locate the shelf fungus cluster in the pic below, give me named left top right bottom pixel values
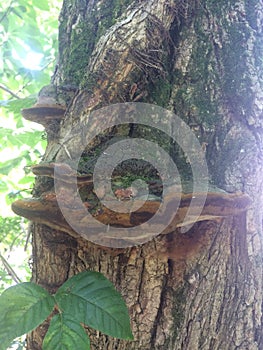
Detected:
left=12, top=162, right=251, bottom=248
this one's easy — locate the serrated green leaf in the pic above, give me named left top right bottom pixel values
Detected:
left=0, top=282, right=55, bottom=350
left=43, top=314, right=90, bottom=350
left=55, top=271, right=133, bottom=340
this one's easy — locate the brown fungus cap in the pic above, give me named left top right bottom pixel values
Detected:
left=31, top=162, right=93, bottom=186
left=21, top=103, right=66, bottom=125
left=11, top=185, right=251, bottom=248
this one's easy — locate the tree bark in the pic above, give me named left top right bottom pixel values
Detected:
left=20, top=0, right=263, bottom=349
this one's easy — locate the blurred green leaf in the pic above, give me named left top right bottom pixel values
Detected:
left=18, top=176, right=35, bottom=184
left=32, top=0, right=50, bottom=11
left=0, top=180, right=8, bottom=191
left=12, top=131, right=43, bottom=148
left=4, top=97, right=36, bottom=114
left=0, top=154, right=28, bottom=175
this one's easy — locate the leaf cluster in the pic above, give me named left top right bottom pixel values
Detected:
left=0, top=271, right=133, bottom=349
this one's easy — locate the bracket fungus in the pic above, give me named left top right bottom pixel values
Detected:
left=21, top=85, right=66, bottom=126
left=31, top=163, right=93, bottom=187
left=12, top=162, right=251, bottom=247
left=21, top=104, right=66, bottom=126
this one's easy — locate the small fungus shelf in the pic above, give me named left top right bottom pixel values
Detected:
left=21, top=104, right=66, bottom=126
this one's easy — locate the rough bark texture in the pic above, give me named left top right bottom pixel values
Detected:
left=23, top=0, right=263, bottom=349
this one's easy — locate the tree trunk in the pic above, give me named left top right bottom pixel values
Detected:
left=16, top=1, right=263, bottom=349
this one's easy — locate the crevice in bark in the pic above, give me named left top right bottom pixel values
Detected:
left=150, top=268, right=169, bottom=347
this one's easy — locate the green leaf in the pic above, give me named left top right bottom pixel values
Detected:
left=12, top=131, right=43, bottom=148
left=43, top=314, right=90, bottom=350
left=0, top=282, right=55, bottom=350
left=18, top=176, right=35, bottom=185
left=0, top=151, right=30, bottom=174
left=0, top=155, right=26, bottom=175
left=32, top=0, right=50, bottom=11
left=0, top=180, right=8, bottom=192
left=55, top=271, right=133, bottom=340
left=5, top=97, right=36, bottom=114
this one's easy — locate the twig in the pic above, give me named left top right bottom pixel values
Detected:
left=0, top=253, right=21, bottom=284
left=0, top=0, right=13, bottom=24
left=24, top=222, right=32, bottom=252
left=0, top=83, right=21, bottom=99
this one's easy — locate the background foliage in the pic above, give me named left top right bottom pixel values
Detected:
left=0, top=0, right=61, bottom=294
